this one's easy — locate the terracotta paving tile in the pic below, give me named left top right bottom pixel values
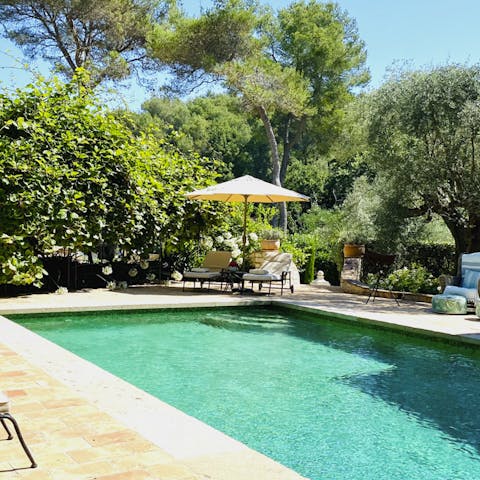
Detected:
left=32, top=451, right=72, bottom=468
left=11, top=402, right=46, bottom=414
left=63, top=460, right=115, bottom=476
left=108, top=438, right=160, bottom=454
left=22, top=432, right=48, bottom=445
left=0, top=350, right=17, bottom=357
left=42, top=436, right=92, bottom=452
left=4, top=389, right=27, bottom=398
left=66, top=447, right=104, bottom=464
left=38, top=405, right=98, bottom=419
left=85, top=430, right=139, bottom=447
left=2, top=370, right=28, bottom=377
left=123, top=449, right=174, bottom=466
left=0, top=463, right=20, bottom=476
left=42, top=398, right=89, bottom=409
left=15, top=468, right=54, bottom=479
left=61, top=411, right=111, bottom=427
left=147, top=462, right=199, bottom=479
left=94, top=469, right=155, bottom=480
left=15, top=468, right=52, bottom=479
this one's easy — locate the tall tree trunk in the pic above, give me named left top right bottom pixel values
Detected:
left=257, top=105, right=287, bottom=231
left=467, top=214, right=480, bottom=252
left=281, top=116, right=292, bottom=185
left=442, top=216, right=468, bottom=264
left=280, top=115, right=306, bottom=183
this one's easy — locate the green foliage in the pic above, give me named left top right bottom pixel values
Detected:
left=148, top=0, right=259, bottom=89
left=297, top=206, right=345, bottom=270
left=395, top=243, right=456, bottom=278
left=259, top=228, right=284, bottom=240
left=135, top=94, right=257, bottom=178
left=337, top=176, right=378, bottom=245
left=367, top=264, right=440, bottom=295
left=0, top=73, right=223, bottom=285
left=280, top=236, right=308, bottom=270
left=282, top=231, right=339, bottom=284
left=0, top=234, right=46, bottom=287
left=365, top=64, right=480, bottom=255
left=0, top=0, right=168, bottom=84
left=148, top=0, right=369, bottom=230
left=304, top=244, right=316, bottom=284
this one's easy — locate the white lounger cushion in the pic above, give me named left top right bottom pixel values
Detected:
left=243, top=273, right=282, bottom=282
left=183, top=271, right=222, bottom=280
left=249, top=268, right=269, bottom=275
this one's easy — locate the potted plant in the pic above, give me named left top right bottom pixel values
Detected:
left=343, top=241, right=366, bottom=258
left=259, top=229, right=283, bottom=251
left=339, top=227, right=370, bottom=259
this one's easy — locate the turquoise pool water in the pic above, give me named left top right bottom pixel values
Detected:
left=11, top=307, right=480, bottom=480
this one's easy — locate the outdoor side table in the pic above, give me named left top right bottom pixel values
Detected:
left=220, top=270, right=245, bottom=292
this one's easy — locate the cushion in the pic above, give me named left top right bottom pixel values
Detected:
left=183, top=271, right=221, bottom=279
left=443, top=285, right=478, bottom=303
left=432, top=294, right=468, bottom=314
left=243, top=273, right=281, bottom=282
left=462, top=268, right=480, bottom=288
left=249, top=269, right=269, bottom=275
left=0, top=392, right=9, bottom=413
left=191, top=267, right=210, bottom=273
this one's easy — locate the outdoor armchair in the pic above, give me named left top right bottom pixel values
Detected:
left=440, top=252, right=480, bottom=311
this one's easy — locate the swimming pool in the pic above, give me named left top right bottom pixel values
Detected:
left=11, top=306, right=480, bottom=480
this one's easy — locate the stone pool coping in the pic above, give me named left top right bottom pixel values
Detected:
left=2, top=284, right=480, bottom=479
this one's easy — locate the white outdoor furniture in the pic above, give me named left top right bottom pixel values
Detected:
left=242, top=252, right=294, bottom=295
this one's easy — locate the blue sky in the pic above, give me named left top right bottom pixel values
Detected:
left=1, top=0, right=480, bottom=110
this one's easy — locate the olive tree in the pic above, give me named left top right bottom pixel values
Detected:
left=366, top=65, right=480, bottom=256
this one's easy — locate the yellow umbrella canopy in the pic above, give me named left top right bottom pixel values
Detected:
left=186, top=175, right=310, bottom=259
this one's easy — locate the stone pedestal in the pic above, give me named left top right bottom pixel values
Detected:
left=340, top=256, right=362, bottom=289
left=311, top=270, right=330, bottom=287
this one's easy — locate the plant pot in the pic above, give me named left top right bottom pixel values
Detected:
left=261, top=239, right=281, bottom=251
left=343, top=243, right=365, bottom=258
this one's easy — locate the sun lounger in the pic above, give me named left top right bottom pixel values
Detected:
left=242, top=252, right=293, bottom=295
left=182, top=251, right=231, bottom=290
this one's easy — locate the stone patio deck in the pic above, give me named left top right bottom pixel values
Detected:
left=1, top=284, right=479, bottom=479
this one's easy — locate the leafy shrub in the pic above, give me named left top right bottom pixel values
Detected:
left=304, top=245, right=316, bottom=284
left=367, top=263, right=439, bottom=294
left=281, top=237, right=308, bottom=270
left=315, top=251, right=340, bottom=286
left=395, top=243, right=456, bottom=278
left=0, top=73, right=224, bottom=286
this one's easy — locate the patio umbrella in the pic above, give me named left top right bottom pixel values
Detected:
left=185, top=175, right=309, bottom=261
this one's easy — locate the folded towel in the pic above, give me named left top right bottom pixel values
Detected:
left=191, top=267, right=210, bottom=272
left=249, top=268, right=269, bottom=275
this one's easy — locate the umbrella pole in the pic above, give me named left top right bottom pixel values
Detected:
left=242, top=195, right=248, bottom=268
